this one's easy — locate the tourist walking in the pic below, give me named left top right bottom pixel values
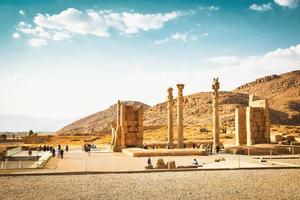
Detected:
left=52, top=148, right=56, bottom=157
left=60, top=149, right=64, bottom=159
left=28, top=149, right=32, bottom=157
left=65, top=145, right=69, bottom=152
left=216, top=144, right=220, bottom=154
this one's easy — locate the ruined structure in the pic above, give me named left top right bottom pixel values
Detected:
left=212, top=78, right=220, bottom=148
left=111, top=100, right=144, bottom=152
left=167, top=87, right=174, bottom=149
left=177, top=84, right=184, bottom=149
left=235, top=106, right=247, bottom=146
left=235, top=95, right=270, bottom=146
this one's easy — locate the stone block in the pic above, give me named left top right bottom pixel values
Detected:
left=167, top=160, right=176, bottom=169
left=145, top=165, right=153, bottom=170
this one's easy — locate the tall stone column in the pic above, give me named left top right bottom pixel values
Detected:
left=212, top=78, right=220, bottom=148
left=167, top=87, right=174, bottom=149
left=176, top=84, right=184, bottom=149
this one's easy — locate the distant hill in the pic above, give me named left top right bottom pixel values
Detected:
left=56, top=101, right=150, bottom=135
left=57, top=70, right=300, bottom=135
left=233, top=70, right=300, bottom=124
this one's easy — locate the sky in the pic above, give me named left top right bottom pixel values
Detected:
left=0, top=0, right=300, bottom=120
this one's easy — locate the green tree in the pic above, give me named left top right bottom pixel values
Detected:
left=28, top=130, right=34, bottom=136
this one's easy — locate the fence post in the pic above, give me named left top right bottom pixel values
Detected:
left=270, top=150, right=272, bottom=165
left=5, top=158, right=8, bottom=173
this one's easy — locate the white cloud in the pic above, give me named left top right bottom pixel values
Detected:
left=154, top=32, right=197, bottom=45
left=207, top=56, right=240, bottom=66
left=250, top=3, right=273, bottom=11
left=52, top=32, right=71, bottom=41
left=203, top=32, right=209, bottom=37
left=154, top=38, right=170, bottom=45
left=274, top=0, right=299, bottom=8
left=12, top=32, right=20, bottom=39
left=204, top=44, right=300, bottom=91
left=198, top=6, right=220, bottom=11
left=16, top=8, right=180, bottom=46
left=28, top=38, right=48, bottom=47
left=207, top=44, right=300, bottom=70
left=172, top=33, right=187, bottom=42
left=19, top=10, right=25, bottom=15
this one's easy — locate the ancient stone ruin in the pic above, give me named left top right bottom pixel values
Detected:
left=111, top=100, right=144, bottom=152
left=167, top=87, right=174, bottom=149
left=235, top=95, right=270, bottom=146
left=212, top=78, right=220, bottom=148
left=176, top=84, right=185, bottom=149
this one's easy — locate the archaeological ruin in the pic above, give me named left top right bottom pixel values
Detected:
left=212, top=78, right=220, bottom=148
left=176, top=84, right=185, bottom=149
left=111, top=100, right=144, bottom=152
left=167, top=87, right=174, bottom=149
left=235, top=95, right=271, bottom=146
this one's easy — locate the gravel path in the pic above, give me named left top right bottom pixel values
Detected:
left=0, top=169, right=299, bottom=200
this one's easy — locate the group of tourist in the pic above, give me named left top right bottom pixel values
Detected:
left=83, top=144, right=96, bottom=156
left=146, top=157, right=201, bottom=167
left=144, top=142, right=222, bottom=154
left=35, top=144, right=69, bottom=159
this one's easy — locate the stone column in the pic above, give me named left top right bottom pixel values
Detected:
left=212, top=78, right=220, bottom=148
left=167, top=87, right=174, bottom=149
left=177, top=84, right=184, bottom=149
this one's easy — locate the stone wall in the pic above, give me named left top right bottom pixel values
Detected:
left=235, top=107, right=246, bottom=146
left=235, top=95, right=270, bottom=146
left=111, top=101, right=144, bottom=152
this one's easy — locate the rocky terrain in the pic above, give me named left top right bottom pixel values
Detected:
left=1, top=170, right=299, bottom=200
left=57, top=70, right=300, bottom=135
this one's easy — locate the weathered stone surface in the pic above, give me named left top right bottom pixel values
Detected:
left=177, top=84, right=184, bottom=149
left=235, top=95, right=270, bottom=146
left=111, top=100, right=144, bottom=152
left=235, top=106, right=246, bottom=146
left=167, top=87, right=174, bottom=149
left=212, top=78, right=220, bottom=148
left=167, top=160, right=176, bottom=169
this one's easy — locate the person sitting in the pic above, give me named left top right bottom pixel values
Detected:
left=143, top=143, right=148, bottom=150
left=147, top=157, right=152, bottom=165
left=193, top=158, right=198, bottom=165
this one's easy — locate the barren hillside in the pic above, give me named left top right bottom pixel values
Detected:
left=56, top=101, right=149, bottom=135
left=233, top=70, right=300, bottom=124
left=57, top=70, right=300, bottom=135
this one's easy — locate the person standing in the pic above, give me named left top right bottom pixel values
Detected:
left=28, top=149, right=32, bottom=157
left=60, top=149, right=64, bottom=159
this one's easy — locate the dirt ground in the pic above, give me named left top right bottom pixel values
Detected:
left=1, top=169, right=300, bottom=200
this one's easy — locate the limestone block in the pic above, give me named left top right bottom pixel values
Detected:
left=145, top=165, right=153, bottom=170
left=156, top=158, right=166, bottom=166
left=167, top=160, right=176, bottom=169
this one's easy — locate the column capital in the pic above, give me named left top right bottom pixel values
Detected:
left=176, top=83, right=185, bottom=91
left=212, top=78, right=220, bottom=91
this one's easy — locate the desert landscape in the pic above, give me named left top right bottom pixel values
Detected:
left=1, top=0, right=300, bottom=199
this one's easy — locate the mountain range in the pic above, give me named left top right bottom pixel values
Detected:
left=56, top=70, right=300, bottom=135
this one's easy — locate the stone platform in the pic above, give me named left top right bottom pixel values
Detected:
left=225, top=144, right=300, bottom=155
left=122, top=148, right=208, bottom=157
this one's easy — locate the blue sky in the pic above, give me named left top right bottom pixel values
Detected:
left=0, top=0, right=300, bottom=119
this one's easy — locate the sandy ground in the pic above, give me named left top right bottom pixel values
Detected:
left=0, top=169, right=299, bottom=200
